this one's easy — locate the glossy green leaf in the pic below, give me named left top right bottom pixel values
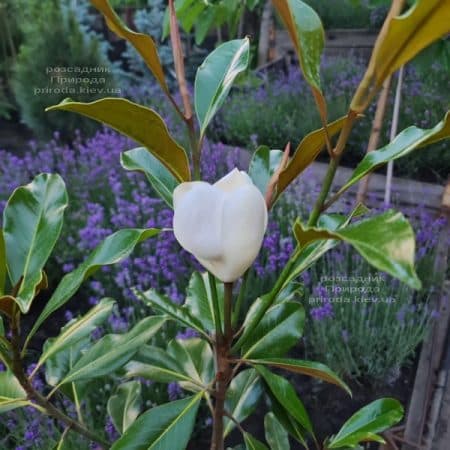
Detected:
left=137, top=288, right=210, bottom=340
left=272, top=0, right=327, bottom=120
left=270, top=394, right=308, bottom=447
left=46, top=98, right=190, bottom=182
left=244, top=433, right=269, bottom=450
left=256, top=365, right=314, bottom=437
left=294, top=210, right=421, bottom=289
left=108, top=381, right=142, bottom=434
left=327, top=398, right=404, bottom=448
left=56, top=316, right=166, bottom=386
left=241, top=302, right=304, bottom=359
left=111, top=393, right=202, bottom=450
left=185, top=272, right=224, bottom=334
left=335, top=112, right=450, bottom=197
left=3, top=173, right=68, bottom=313
left=125, top=345, right=200, bottom=386
left=0, top=371, right=30, bottom=413
left=276, top=116, right=347, bottom=198
left=44, top=337, right=90, bottom=405
left=248, top=146, right=284, bottom=196
left=91, top=0, right=168, bottom=94
left=195, top=7, right=219, bottom=45
left=352, top=1, right=450, bottom=112
left=26, top=228, right=160, bottom=348
left=121, top=147, right=179, bottom=208
left=0, top=231, right=6, bottom=296
left=167, top=338, right=214, bottom=391
left=246, top=358, right=351, bottom=395
left=38, top=298, right=115, bottom=369
left=195, top=38, right=250, bottom=136
left=224, top=369, right=263, bottom=437
left=265, top=412, right=290, bottom=450
left=44, top=336, right=89, bottom=387
left=233, top=215, right=347, bottom=353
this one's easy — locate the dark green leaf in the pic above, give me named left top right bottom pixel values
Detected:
left=328, top=398, right=404, bottom=448
left=246, top=358, right=350, bottom=395
left=38, top=298, right=115, bottom=369
left=121, top=147, right=179, bottom=208
left=233, top=214, right=347, bottom=353
left=195, top=38, right=250, bottom=136
left=270, top=395, right=308, bottom=447
left=195, top=7, right=218, bottom=45
left=0, top=371, right=30, bottom=413
left=56, top=316, right=166, bottom=386
left=244, top=433, right=269, bottom=450
left=44, top=336, right=90, bottom=388
left=265, top=412, right=290, bottom=450
left=111, top=394, right=202, bottom=450
left=137, top=288, right=210, bottom=340
left=294, top=210, right=421, bottom=289
left=241, top=302, right=304, bottom=359
left=167, top=338, right=214, bottom=391
left=3, top=173, right=68, bottom=312
left=336, top=112, right=450, bottom=196
left=108, top=381, right=142, bottom=434
left=185, top=272, right=224, bottom=334
left=125, top=345, right=199, bottom=386
left=26, top=228, right=160, bottom=348
left=224, top=369, right=263, bottom=437
left=256, top=365, right=314, bottom=437
left=46, top=99, right=190, bottom=182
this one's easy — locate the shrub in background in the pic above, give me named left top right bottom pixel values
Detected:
left=12, top=0, right=117, bottom=139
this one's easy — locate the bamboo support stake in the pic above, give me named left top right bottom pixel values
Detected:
left=384, top=66, right=404, bottom=205
left=356, top=76, right=392, bottom=203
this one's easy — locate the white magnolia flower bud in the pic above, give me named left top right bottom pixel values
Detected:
left=173, top=168, right=268, bottom=282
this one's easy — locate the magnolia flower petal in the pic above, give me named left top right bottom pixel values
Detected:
left=173, top=182, right=224, bottom=260
left=219, top=184, right=268, bottom=281
left=173, top=169, right=268, bottom=282
left=214, top=168, right=253, bottom=192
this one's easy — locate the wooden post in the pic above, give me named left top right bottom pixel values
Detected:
left=402, top=180, right=450, bottom=450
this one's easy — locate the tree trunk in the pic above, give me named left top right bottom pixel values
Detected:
left=257, top=0, right=273, bottom=66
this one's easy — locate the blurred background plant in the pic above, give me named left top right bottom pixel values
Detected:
left=11, top=0, right=117, bottom=139
left=211, top=59, right=450, bottom=183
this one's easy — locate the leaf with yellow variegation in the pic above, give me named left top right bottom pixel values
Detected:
left=272, top=0, right=327, bottom=122
left=352, top=0, right=450, bottom=112
left=275, top=116, right=347, bottom=199
left=46, top=98, right=190, bottom=182
left=91, top=0, right=168, bottom=95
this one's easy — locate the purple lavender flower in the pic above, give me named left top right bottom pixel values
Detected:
left=168, top=382, right=182, bottom=401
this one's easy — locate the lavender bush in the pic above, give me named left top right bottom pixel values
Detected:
left=212, top=58, right=450, bottom=182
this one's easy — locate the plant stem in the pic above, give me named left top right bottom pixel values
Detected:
left=187, top=118, right=202, bottom=180
left=208, top=272, right=223, bottom=341
left=9, top=311, right=109, bottom=449
left=307, top=156, right=340, bottom=227
left=232, top=271, right=249, bottom=328
left=307, top=111, right=358, bottom=226
left=211, top=283, right=234, bottom=450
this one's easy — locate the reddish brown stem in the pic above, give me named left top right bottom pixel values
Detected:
left=211, top=283, right=234, bottom=450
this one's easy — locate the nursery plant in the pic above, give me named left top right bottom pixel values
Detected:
left=1, top=0, right=450, bottom=449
